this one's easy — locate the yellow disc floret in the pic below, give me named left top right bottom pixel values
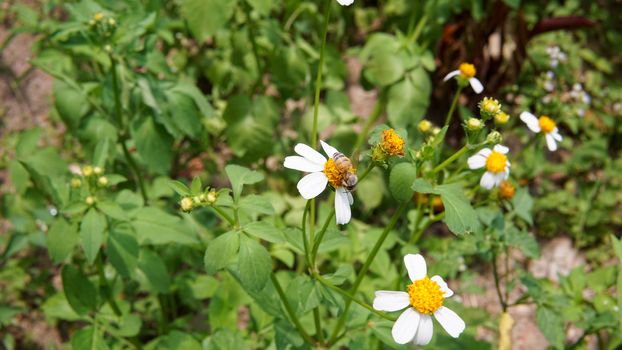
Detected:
left=407, top=276, right=444, bottom=314
left=380, top=129, right=405, bottom=156
left=324, top=159, right=343, bottom=188
left=486, top=151, right=507, bottom=173
left=459, top=63, right=476, bottom=78
left=538, top=115, right=556, bottom=134
left=480, top=97, right=501, bottom=114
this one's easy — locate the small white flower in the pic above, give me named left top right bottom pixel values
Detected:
left=467, top=144, right=511, bottom=190
left=336, top=0, right=354, bottom=5
left=373, top=254, right=465, bottom=345
left=443, top=62, right=484, bottom=94
left=283, top=141, right=353, bottom=224
left=520, top=112, right=563, bottom=151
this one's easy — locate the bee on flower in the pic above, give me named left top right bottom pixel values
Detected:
left=283, top=141, right=355, bottom=224
left=519, top=112, right=563, bottom=151
left=467, top=144, right=511, bottom=190
left=443, top=62, right=484, bottom=94
left=373, top=254, right=465, bottom=345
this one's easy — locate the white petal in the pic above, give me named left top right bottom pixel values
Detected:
left=392, top=308, right=420, bottom=344
left=552, top=129, right=563, bottom=141
left=469, top=78, right=484, bottom=94
left=545, top=133, right=557, bottom=151
left=434, top=306, right=466, bottom=338
left=467, top=148, right=491, bottom=169
left=373, top=291, right=410, bottom=312
left=404, top=254, right=427, bottom=282
left=283, top=156, right=324, bottom=172
left=430, top=275, right=454, bottom=298
left=413, top=314, right=434, bottom=345
left=480, top=171, right=496, bottom=190
left=334, top=188, right=351, bottom=224
left=520, top=112, right=541, bottom=133
left=443, top=70, right=460, bottom=82
left=297, top=172, right=328, bottom=199
left=320, top=140, right=340, bottom=159
left=493, top=144, right=509, bottom=154
left=294, top=143, right=326, bottom=165
left=336, top=0, right=354, bottom=5
left=346, top=191, right=354, bottom=205
left=493, top=172, right=506, bottom=187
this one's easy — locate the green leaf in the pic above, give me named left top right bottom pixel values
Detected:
left=386, top=68, right=430, bottom=128
left=106, top=224, right=139, bottom=278
left=97, top=200, right=129, bottom=221
left=54, top=81, right=87, bottom=130
left=180, top=0, right=238, bottom=41
left=237, top=235, right=272, bottom=292
left=92, top=138, right=112, bottom=168
left=247, top=0, right=272, bottom=16
left=61, top=265, right=98, bottom=315
left=169, top=180, right=191, bottom=196
left=16, top=128, right=41, bottom=158
left=239, top=194, right=274, bottom=216
left=506, top=229, right=539, bottom=259
left=8, top=160, right=30, bottom=194
left=512, top=187, right=533, bottom=225
left=225, top=164, right=264, bottom=201
left=204, top=231, right=240, bottom=275
left=165, top=90, right=202, bottom=139
left=389, top=163, right=417, bottom=202
left=47, top=218, right=78, bottom=263
left=437, top=183, right=480, bottom=235
left=133, top=116, right=173, bottom=175
left=364, top=50, right=404, bottom=87
left=243, top=221, right=285, bottom=243
left=190, top=176, right=202, bottom=194
left=536, top=307, right=564, bottom=349
left=71, top=326, right=109, bottom=350
left=137, top=249, right=170, bottom=293
left=207, top=329, right=247, bottom=350
left=80, top=208, right=106, bottom=264
left=132, top=207, right=198, bottom=245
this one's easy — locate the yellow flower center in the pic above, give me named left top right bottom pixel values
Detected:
left=459, top=63, right=476, bottom=78
left=380, top=129, right=405, bottom=156
left=407, top=277, right=444, bottom=314
left=486, top=151, right=507, bottom=173
left=323, top=159, right=355, bottom=188
left=538, top=115, right=556, bottom=134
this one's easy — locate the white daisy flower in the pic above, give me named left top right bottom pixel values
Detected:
left=519, top=112, right=563, bottom=151
left=467, top=144, right=511, bottom=190
left=336, top=0, right=354, bottom=5
left=283, top=141, right=354, bottom=225
left=373, top=254, right=465, bottom=345
left=443, top=62, right=484, bottom=94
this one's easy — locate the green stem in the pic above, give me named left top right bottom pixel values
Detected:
left=315, top=274, right=396, bottom=321
left=444, top=86, right=463, bottom=126
left=310, top=209, right=335, bottom=266
left=313, top=308, right=324, bottom=344
left=491, top=250, right=507, bottom=312
left=311, top=0, right=331, bottom=149
left=271, top=274, right=316, bottom=347
left=328, top=202, right=408, bottom=346
left=302, top=201, right=312, bottom=267
left=432, top=145, right=469, bottom=174
left=357, top=163, right=376, bottom=183
left=157, top=294, right=169, bottom=333
left=96, top=252, right=121, bottom=316
left=409, top=14, right=428, bottom=45
left=352, top=95, right=384, bottom=154
left=120, top=142, right=149, bottom=204
left=211, top=206, right=235, bottom=226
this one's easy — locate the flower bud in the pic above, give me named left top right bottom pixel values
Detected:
left=379, top=129, right=405, bottom=157
left=93, top=166, right=103, bottom=175
left=108, top=18, right=116, bottom=26
left=494, top=111, right=510, bottom=125
left=180, top=197, right=193, bottom=212
left=418, top=120, right=432, bottom=133
left=97, top=176, right=108, bottom=187
left=192, top=196, right=201, bottom=204
left=486, top=130, right=503, bottom=144
left=207, top=190, right=218, bottom=204
left=499, top=181, right=516, bottom=200
left=431, top=127, right=441, bottom=136
left=85, top=196, right=96, bottom=205
left=466, top=118, right=483, bottom=131
left=82, top=165, right=94, bottom=177
left=93, top=12, right=104, bottom=21
left=71, top=178, right=82, bottom=188
left=479, top=97, right=501, bottom=119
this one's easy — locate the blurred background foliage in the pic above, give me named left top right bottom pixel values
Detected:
left=1, top=0, right=621, bottom=349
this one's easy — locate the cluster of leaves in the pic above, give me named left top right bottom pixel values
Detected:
left=1, top=0, right=621, bottom=349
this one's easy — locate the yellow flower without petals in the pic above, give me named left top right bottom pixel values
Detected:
left=418, top=120, right=432, bottom=133
left=82, top=165, right=94, bottom=177
left=499, top=181, right=516, bottom=200
left=459, top=63, right=476, bottom=79
left=495, top=111, right=510, bottom=124
left=380, top=129, right=405, bottom=156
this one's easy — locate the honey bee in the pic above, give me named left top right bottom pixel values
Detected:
left=333, top=152, right=358, bottom=191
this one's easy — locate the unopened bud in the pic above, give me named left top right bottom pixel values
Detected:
left=93, top=12, right=104, bottom=21
left=108, top=18, right=116, bottom=26
left=479, top=97, right=502, bottom=120
left=180, top=197, right=193, bottom=212
left=431, top=127, right=441, bottom=136
left=85, top=196, right=96, bottom=205
left=97, top=176, right=108, bottom=187
left=466, top=118, right=483, bottom=131
left=71, top=178, right=82, bottom=188
left=418, top=120, right=432, bottom=133
left=93, top=166, right=103, bottom=175
left=486, top=130, right=503, bottom=144
left=207, top=191, right=218, bottom=204
left=495, top=111, right=510, bottom=125
left=82, top=165, right=94, bottom=177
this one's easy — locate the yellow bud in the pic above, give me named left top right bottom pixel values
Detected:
left=93, top=12, right=104, bottom=21
left=431, top=127, right=441, bottom=136
left=466, top=118, right=483, bottom=131
left=108, top=18, right=116, bottom=26
left=97, top=176, right=108, bottom=187
left=495, top=111, right=510, bottom=124
left=82, top=165, right=93, bottom=177
left=418, top=120, right=432, bottom=133
left=480, top=97, right=501, bottom=115
left=198, top=194, right=207, bottom=202
left=71, top=178, right=82, bottom=188
left=486, top=131, right=503, bottom=144
left=85, top=196, right=95, bottom=205
left=192, top=196, right=201, bottom=204
left=180, top=197, right=193, bottom=212
left=207, top=191, right=218, bottom=204
left=93, top=166, right=103, bottom=175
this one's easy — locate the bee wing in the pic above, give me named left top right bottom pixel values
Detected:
left=350, top=150, right=361, bottom=170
